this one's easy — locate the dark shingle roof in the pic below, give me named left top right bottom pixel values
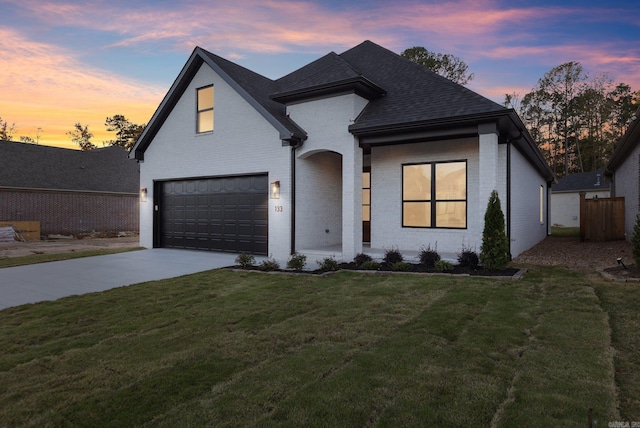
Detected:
left=339, top=41, right=506, bottom=132
left=552, top=169, right=610, bottom=192
left=0, top=140, right=139, bottom=193
left=130, top=40, right=553, bottom=181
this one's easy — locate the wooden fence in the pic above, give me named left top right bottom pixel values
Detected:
left=579, top=193, right=625, bottom=241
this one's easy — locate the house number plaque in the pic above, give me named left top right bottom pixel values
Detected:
left=275, top=206, right=283, bottom=212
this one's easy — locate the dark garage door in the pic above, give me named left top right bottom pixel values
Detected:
left=159, top=175, right=268, bottom=255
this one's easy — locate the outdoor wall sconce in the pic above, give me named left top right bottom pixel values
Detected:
left=270, top=181, right=280, bottom=199
left=140, top=188, right=148, bottom=202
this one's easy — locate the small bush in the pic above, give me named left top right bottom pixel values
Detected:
left=419, top=244, right=441, bottom=268
left=383, top=247, right=403, bottom=264
left=235, top=253, right=256, bottom=269
left=358, top=260, right=380, bottom=270
left=317, top=257, right=340, bottom=271
left=480, top=190, right=510, bottom=270
left=354, top=253, right=373, bottom=266
left=391, top=261, right=414, bottom=272
left=457, top=249, right=479, bottom=269
left=258, top=259, right=280, bottom=272
left=286, top=253, right=307, bottom=271
left=434, top=260, right=454, bottom=272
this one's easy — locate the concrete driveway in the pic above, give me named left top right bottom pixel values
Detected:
left=0, top=249, right=256, bottom=310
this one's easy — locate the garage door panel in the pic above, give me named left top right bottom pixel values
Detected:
left=160, top=175, right=268, bottom=255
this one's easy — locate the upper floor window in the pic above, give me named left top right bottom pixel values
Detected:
left=197, top=85, right=214, bottom=133
left=402, top=160, right=467, bottom=228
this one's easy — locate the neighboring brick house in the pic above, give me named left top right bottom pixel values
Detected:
left=550, top=169, right=611, bottom=228
left=130, top=40, right=554, bottom=263
left=0, top=140, right=139, bottom=237
left=606, top=107, right=640, bottom=239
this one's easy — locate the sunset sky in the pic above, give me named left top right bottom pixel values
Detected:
left=1, top=0, right=638, bottom=150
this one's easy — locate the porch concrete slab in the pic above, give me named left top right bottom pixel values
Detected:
left=0, top=249, right=256, bottom=310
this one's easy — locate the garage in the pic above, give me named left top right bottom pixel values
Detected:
left=157, top=175, right=268, bottom=255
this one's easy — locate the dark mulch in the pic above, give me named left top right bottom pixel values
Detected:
left=234, top=263, right=520, bottom=277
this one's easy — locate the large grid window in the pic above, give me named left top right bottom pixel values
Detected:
left=402, top=161, right=467, bottom=228
left=197, top=85, right=214, bottom=133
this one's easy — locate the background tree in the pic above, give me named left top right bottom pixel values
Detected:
left=0, top=116, right=16, bottom=141
left=517, top=62, right=638, bottom=177
left=67, top=123, right=96, bottom=151
left=19, top=136, right=36, bottom=144
left=104, top=114, right=145, bottom=151
left=480, top=190, right=510, bottom=271
left=401, top=46, right=474, bottom=85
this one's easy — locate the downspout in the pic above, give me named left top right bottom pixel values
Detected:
left=506, top=139, right=512, bottom=258
left=505, top=130, right=523, bottom=260
left=290, top=143, right=296, bottom=255
left=289, top=138, right=303, bottom=255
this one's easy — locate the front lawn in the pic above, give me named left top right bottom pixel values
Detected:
left=0, top=267, right=633, bottom=426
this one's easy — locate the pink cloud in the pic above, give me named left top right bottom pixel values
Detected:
left=0, top=27, right=164, bottom=148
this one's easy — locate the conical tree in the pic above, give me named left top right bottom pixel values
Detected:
left=631, top=214, right=640, bottom=266
left=480, top=190, right=510, bottom=270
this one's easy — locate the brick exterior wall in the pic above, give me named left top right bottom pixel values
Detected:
left=0, top=188, right=139, bottom=236
left=140, top=63, right=292, bottom=260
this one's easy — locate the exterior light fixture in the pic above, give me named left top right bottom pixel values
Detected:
left=270, top=181, right=280, bottom=199
left=140, top=188, right=148, bottom=202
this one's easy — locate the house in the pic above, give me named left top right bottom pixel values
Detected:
left=550, top=169, right=610, bottom=228
left=130, top=40, right=554, bottom=263
left=605, top=107, right=640, bottom=239
left=0, top=141, right=139, bottom=237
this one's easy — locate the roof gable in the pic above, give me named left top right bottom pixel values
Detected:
left=130, top=47, right=306, bottom=160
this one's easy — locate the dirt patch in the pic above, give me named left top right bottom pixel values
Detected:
left=0, top=236, right=141, bottom=258
left=513, top=235, right=632, bottom=272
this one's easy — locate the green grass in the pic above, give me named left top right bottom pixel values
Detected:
left=551, top=226, right=581, bottom=237
left=0, top=247, right=143, bottom=268
left=0, top=267, right=632, bottom=426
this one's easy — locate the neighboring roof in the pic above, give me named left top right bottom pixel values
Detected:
left=0, top=141, right=139, bottom=193
left=606, top=107, right=640, bottom=174
left=130, top=40, right=553, bottom=182
left=552, top=168, right=611, bottom=193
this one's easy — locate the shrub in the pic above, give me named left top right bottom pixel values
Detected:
left=457, top=248, right=479, bottom=269
left=480, top=190, right=510, bottom=270
left=391, top=261, right=414, bottom=272
left=434, top=260, right=454, bottom=272
left=354, top=253, right=373, bottom=266
left=632, top=214, right=640, bottom=266
left=359, top=260, right=380, bottom=270
left=383, top=247, right=403, bottom=264
left=317, top=257, right=340, bottom=271
left=235, top=253, right=256, bottom=269
left=258, top=259, right=280, bottom=272
left=419, top=244, right=441, bottom=268
left=286, top=253, right=307, bottom=271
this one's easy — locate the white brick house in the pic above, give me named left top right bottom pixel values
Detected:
left=605, top=108, right=640, bottom=239
left=130, top=41, right=554, bottom=263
